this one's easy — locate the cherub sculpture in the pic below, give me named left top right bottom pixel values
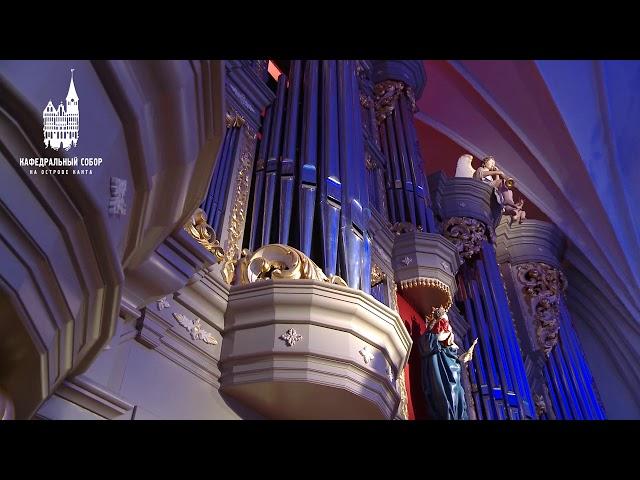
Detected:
left=501, top=187, right=526, bottom=225
left=456, top=154, right=526, bottom=222
left=418, top=306, right=478, bottom=420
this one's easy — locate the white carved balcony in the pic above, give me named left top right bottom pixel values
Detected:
left=220, top=279, right=411, bottom=419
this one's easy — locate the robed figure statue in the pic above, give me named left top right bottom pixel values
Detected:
left=419, top=307, right=477, bottom=420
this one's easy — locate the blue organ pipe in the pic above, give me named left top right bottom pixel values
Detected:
left=202, top=127, right=232, bottom=219
left=262, top=74, right=287, bottom=246
left=543, top=364, right=562, bottom=419
left=556, top=309, right=593, bottom=418
left=298, top=60, right=319, bottom=256
left=249, top=105, right=274, bottom=251
left=560, top=301, right=604, bottom=418
left=337, top=60, right=364, bottom=289
left=208, top=127, right=238, bottom=235
left=213, top=128, right=241, bottom=235
left=549, top=352, right=571, bottom=418
left=558, top=305, right=595, bottom=418
left=469, top=280, right=500, bottom=420
left=279, top=61, right=302, bottom=245
left=391, top=96, right=417, bottom=226
left=384, top=116, right=406, bottom=223
left=482, top=244, right=535, bottom=417
left=469, top=279, right=501, bottom=399
left=557, top=341, right=587, bottom=419
left=350, top=60, right=371, bottom=293
left=462, top=287, right=495, bottom=419
left=320, top=61, right=341, bottom=276
left=380, top=123, right=398, bottom=223
left=475, top=259, right=517, bottom=411
left=398, top=95, right=432, bottom=232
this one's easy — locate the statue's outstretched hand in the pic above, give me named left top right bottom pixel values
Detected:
left=459, top=338, right=478, bottom=363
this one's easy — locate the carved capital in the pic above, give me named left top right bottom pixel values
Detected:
left=516, top=262, right=567, bottom=357
left=184, top=208, right=225, bottom=261
left=237, top=244, right=347, bottom=286
left=442, top=217, right=489, bottom=260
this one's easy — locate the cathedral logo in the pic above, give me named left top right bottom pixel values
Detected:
left=43, top=69, right=79, bottom=151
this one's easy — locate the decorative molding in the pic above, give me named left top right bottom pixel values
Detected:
left=184, top=208, right=225, bottom=261
left=516, top=262, right=567, bottom=357
left=108, top=177, right=127, bottom=216
left=279, top=328, right=303, bottom=347
left=156, top=296, right=170, bottom=311
left=398, top=277, right=453, bottom=311
left=236, top=244, right=347, bottom=286
left=221, top=128, right=256, bottom=284
left=371, top=263, right=386, bottom=287
left=172, top=312, right=218, bottom=345
left=359, top=345, right=375, bottom=364
left=442, top=217, right=488, bottom=259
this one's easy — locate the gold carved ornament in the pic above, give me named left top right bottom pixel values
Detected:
left=442, top=217, right=488, bottom=260
left=236, top=244, right=347, bottom=286
left=516, top=262, right=567, bottom=357
left=373, top=80, right=417, bottom=124
left=184, top=208, right=224, bottom=262
left=221, top=128, right=256, bottom=284
left=371, top=263, right=386, bottom=287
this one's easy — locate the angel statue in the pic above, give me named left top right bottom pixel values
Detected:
left=418, top=306, right=478, bottom=420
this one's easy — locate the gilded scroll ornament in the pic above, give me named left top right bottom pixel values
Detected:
left=236, top=244, right=347, bottom=286
left=442, top=217, right=488, bottom=259
left=373, top=80, right=417, bottom=124
left=371, top=263, right=386, bottom=287
left=221, top=129, right=256, bottom=284
left=516, top=262, right=567, bottom=357
left=225, top=112, right=246, bottom=129
left=184, top=208, right=224, bottom=262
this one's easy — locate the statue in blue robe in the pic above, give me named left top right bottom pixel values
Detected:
left=419, top=307, right=477, bottom=420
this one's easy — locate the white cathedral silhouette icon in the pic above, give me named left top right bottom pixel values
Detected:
left=43, top=69, right=79, bottom=151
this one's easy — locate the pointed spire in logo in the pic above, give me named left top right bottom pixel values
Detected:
left=66, top=68, right=78, bottom=102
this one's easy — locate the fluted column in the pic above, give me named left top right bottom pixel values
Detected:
left=369, top=61, right=436, bottom=233
left=496, top=219, right=606, bottom=419
left=431, top=173, right=535, bottom=419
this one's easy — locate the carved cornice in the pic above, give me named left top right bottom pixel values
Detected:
left=184, top=208, right=225, bottom=261
left=236, top=244, right=347, bottom=286
left=516, top=262, right=567, bottom=357
left=495, top=218, right=566, bottom=268
left=442, top=217, right=489, bottom=260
